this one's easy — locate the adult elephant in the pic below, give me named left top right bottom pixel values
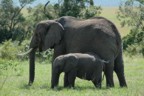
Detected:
left=28, top=16, right=127, bottom=87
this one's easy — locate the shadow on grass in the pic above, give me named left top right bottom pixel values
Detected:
left=20, top=83, right=31, bottom=90
left=40, top=84, right=50, bottom=89
left=74, top=86, right=109, bottom=91
left=19, top=83, right=113, bottom=91
left=49, top=86, right=109, bottom=91
left=19, top=83, right=51, bottom=90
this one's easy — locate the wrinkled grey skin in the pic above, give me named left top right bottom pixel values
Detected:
left=51, top=53, right=106, bottom=88
left=29, top=16, right=127, bottom=87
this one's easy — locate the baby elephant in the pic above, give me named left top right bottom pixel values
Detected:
left=51, top=53, right=108, bottom=89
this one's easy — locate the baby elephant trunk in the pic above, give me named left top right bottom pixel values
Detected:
left=101, top=60, right=109, bottom=64
left=101, top=60, right=109, bottom=82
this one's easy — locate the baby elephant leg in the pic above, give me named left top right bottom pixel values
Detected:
left=92, top=75, right=102, bottom=88
left=92, top=78, right=102, bottom=88
left=64, top=73, right=69, bottom=87
left=67, top=69, right=77, bottom=88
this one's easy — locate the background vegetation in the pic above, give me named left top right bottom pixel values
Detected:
left=0, top=0, right=144, bottom=96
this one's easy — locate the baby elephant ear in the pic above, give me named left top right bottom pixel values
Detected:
left=64, top=56, right=78, bottom=72
left=44, top=22, right=64, bottom=50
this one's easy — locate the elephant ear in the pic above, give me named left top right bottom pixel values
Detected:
left=44, top=22, right=64, bottom=50
left=64, top=55, right=78, bottom=72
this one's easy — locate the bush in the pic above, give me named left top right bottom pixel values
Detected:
left=36, top=49, right=53, bottom=64
left=0, top=58, right=23, bottom=89
left=0, top=40, right=30, bottom=60
left=0, top=59, right=22, bottom=75
left=80, top=6, right=102, bottom=19
left=123, top=30, right=144, bottom=56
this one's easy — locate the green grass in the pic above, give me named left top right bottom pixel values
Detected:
left=0, top=56, right=144, bottom=96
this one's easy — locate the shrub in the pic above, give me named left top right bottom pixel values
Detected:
left=0, top=59, right=21, bottom=75
left=0, top=58, right=23, bottom=89
left=0, top=40, right=30, bottom=60
left=123, top=30, right=144, bottom=56
left=36, top=49, right=53, bottom=64
left=0, top=40, right=19, bottom=59
left=0, top=40, right=53, bottom=63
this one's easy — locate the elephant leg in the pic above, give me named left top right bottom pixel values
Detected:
left=92, top=79, right=102, bottom=88
left=92, top=72, right=102, bottom=88
left=64, top=73, right=69, bottom=87
left=67, top=70, right=77, bottom=88
left=114, top=54, right=127, bottom=87
left=51, top=70, right=60, bottom=88
left=105, top=61, right=114, bottom=87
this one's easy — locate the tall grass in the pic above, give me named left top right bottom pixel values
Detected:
left=0, top=56, right=144, bottom=96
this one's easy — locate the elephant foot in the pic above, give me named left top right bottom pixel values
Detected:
left=117, top=74, right=127, bottom=87
left=51, top=86, right=59, bottom=90
left=28, top=81, right=33, bottom=86
left=64, top=84, right=69, bottom=88
left=51, top=83, right=58, bottom=89
left=68, top=86, right=75, bottom=89
left=106, top=83, right=114, bottom=88
left=92, top=81, right=101, bottom=89
left=96, top=85, right=101, bottom=89
left=120, top=83, right=127, bottom=88
left=119, top=77, right=127, bottom=87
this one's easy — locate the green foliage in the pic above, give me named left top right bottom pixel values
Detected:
left=80, top=6, right=102, bottom=19
left=117, top=0, right=144, bottom=29
left=27, top=5, right=47, bottom=23
left=0, top=59, right=21, bottom=75
left=59, top=0, right=85, bottom=17
left=123, top=30, right=144, bottom=56
left=0, top=40, right=19, bottom=59
left=118, top=0, right=144, bottom=56
left=41, top=49, right=53, bottom=63
left=0, top=59, right=23, bottom=89
left=55, top=0, right=101, bottom=18
left=0, top=0, right=35, bottom=43
left=0, top=40, right=30, bottom=60
left=0, top=39, right=53, bottom=63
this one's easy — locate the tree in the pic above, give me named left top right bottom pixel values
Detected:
left=0, top=0, right=35, bottom=43
left=44, top=0, right=102, bottom=19
left=27, top=3, right=57, bottom=22
left=117, top=0, right=144, bottom=56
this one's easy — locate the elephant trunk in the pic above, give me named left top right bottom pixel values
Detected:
left=28, top=49, right=36, bottom=86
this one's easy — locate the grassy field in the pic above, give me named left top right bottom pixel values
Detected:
left=0, top=55, right=144, bottom=96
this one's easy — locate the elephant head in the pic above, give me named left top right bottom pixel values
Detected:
left=28, top=20, right=64, bottom=85
left=53, top=55, right=78, bottom=72
left=30, top=20, right=64, bottom=51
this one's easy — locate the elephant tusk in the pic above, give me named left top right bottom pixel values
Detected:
left=17, top=48, right=33, bottom=56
